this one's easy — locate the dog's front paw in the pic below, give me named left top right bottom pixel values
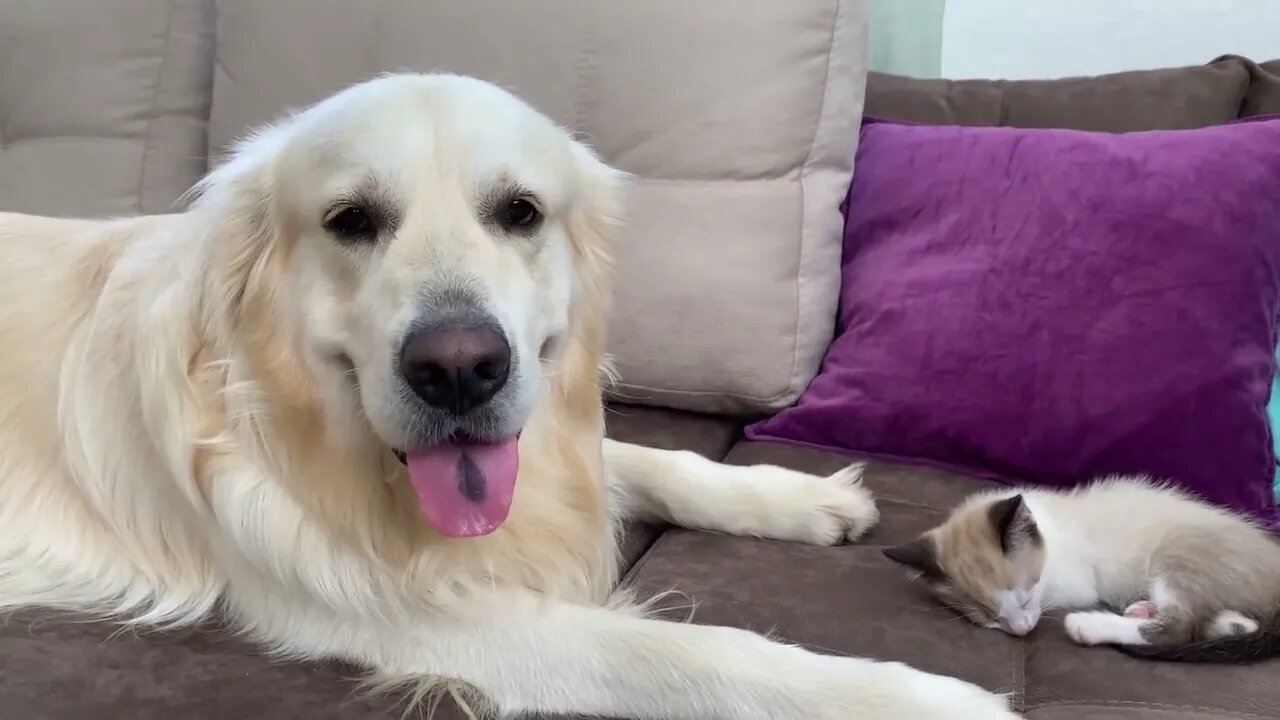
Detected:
left=763, top=463, right=879, bottom=545
left=832, top=660, right=1021, bottom=720
left=894, top=667, right=1021, bottom=720
left=810, top=463, right=880, bottom=544
left=709, top=461, right=879, bottom=546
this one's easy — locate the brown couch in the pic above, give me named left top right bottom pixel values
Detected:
left=2, top=3, right=1278, bottom=717
left=6, top=404, right=1279, bottom=719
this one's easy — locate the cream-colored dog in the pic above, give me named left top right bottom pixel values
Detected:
left=0, top=74, right=1017, bottom=719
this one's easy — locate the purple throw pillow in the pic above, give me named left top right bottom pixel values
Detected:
left=747, top=116, right=1280, bottom=529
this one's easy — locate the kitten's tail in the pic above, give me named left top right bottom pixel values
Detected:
left=1115, top=616, right=1280, bottom=664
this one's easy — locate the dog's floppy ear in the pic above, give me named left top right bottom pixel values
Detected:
left=565, top=141, right=626, bottom=315
left=558, top=141, right=627, bottom=404
left=186, top=125, right=293, bottom=340
left=186, top=124, right=321, bottom=412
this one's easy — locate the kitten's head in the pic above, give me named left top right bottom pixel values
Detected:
left=883, top=493, right=1046, bottom=637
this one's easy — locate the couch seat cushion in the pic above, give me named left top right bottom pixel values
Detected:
left=605, top=403, right=742, bottom=570
left=623, top=440, right=1017, bottom=695
left=617, top=440, right=1280, bottom=719
left=605, top=403, right=742, bottom=458
left=4, top=437, right=1272, bottom=719
left=0, top=609, right=389, bottom=719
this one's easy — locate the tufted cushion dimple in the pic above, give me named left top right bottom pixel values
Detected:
left=208, top=0, right=869, bottom=416
left=0, top=0, right=214, bottom=218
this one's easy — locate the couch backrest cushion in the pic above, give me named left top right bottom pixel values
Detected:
left=208, top=0, right=869, bottom=415
left=0, top=0, right=215, bottom=217
left=866, top=55, right=1257, bottom=131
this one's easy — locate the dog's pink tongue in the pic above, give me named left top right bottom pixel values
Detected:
left=405, top=438, right=518, bottom=538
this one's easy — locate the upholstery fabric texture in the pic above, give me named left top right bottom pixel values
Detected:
left=207, top=0, right=870, bottom=416
left=628, top=442, right=1280, bottom=720
left=749, top=116, right=1280, bottom=528
left=0, top=0, right=214, bottom=217
left=603, top=405, right=742, bottom=568
left=4, top=431, right=1273, bottom=719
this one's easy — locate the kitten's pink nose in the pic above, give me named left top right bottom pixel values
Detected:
left=1006, top=617, right=1035, bottom=636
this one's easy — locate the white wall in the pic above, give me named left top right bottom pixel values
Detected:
left=940, top=0, right=1280, bottom=79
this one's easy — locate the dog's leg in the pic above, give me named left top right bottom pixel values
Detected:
left=603, top=439, right=878, bottom=545
left=207, top=464, right=1009, bottom=719
left=260, top=591, right=1017, bottom=720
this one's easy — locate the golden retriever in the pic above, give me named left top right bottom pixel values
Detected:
left=0, top=74, right=1017, bottom=719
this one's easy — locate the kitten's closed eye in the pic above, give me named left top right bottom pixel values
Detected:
left=957, top=604, right=998, bottom=626
left=932, top=585, right=996, bottom=625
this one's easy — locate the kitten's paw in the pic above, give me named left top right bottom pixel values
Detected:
left=1208, top=610, right=1259, bottom=638
left=1123, top=600, right=1158, bottom=619
left=1065, top=611, right=1148, bottom=646
left=793, top=463, right=880, bottom=544
left=1066, top=612, right=1103, bottom=646
left=1065, top=612, right=1115, bottom=646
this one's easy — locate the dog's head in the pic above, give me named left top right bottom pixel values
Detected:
left=192, top=74, right=621, bottom=538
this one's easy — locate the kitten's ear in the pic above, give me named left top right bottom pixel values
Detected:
left=883, top=537, right=944, bottom=581
left=987, top=494, right=1040, bottom=555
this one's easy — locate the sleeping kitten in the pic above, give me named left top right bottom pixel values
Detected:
left=883, top=476, right=1280, bottom=663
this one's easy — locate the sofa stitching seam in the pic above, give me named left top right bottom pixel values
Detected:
left=571, top=0, right=594, bottom=141
left=1, top=135, right=147, bottom=146
left=614, top=381, right=788, bottom=404
left=610, top=175, right=795, bottom=185
left=780, top=0, right=847, bottom=409
left=874, top=496, right=944, bottom=514
left=138, top=0, right=178, bottom=215
left=617, top=529, right=673, bottom=588
left=1026, top=700, right=1273, bottom=719
left=1012, top=630, right=1025, bottom=711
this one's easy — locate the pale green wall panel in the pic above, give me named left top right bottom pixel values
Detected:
left=869, top=0, right=946, bottom=78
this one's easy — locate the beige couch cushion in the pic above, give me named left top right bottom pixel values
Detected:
left=0, top=0, right=214, bottom=217
left=209, top=0, right=868, bottom=415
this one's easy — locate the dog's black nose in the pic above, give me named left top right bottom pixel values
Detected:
left=399, top=325, right=511, bottom=415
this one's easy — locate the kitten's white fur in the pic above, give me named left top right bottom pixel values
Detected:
left=891, top=476, right=1280, bottom=657
left=1000, top=478, right=1279, bottom=646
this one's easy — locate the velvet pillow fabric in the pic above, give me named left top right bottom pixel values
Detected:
left=748, top=116, right=1280, bottom=529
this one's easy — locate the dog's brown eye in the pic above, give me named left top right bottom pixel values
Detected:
left=325, top=206, right=378, bottom=242
left=498, top=198, right=541, bottom=231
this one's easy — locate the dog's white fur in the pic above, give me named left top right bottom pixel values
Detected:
left=0, top=74, right=1017, bottom=719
